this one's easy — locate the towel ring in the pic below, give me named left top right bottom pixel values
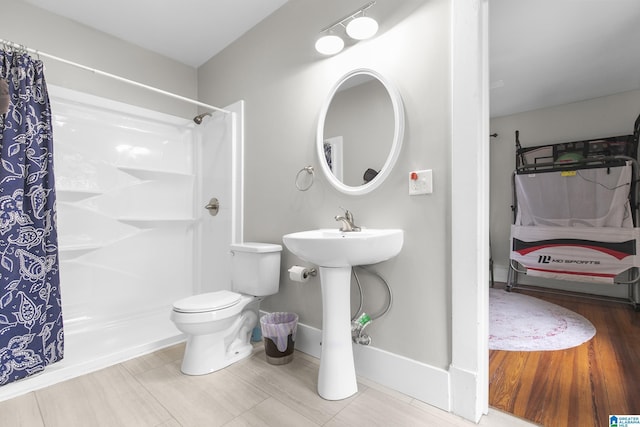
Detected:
left=295, top=166, right=314, bottom=191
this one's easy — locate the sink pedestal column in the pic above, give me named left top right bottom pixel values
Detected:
left=317, top=266, right=357, bottom=400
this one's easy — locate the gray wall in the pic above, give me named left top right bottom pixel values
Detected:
left=490, top=89, right=640, bottom=296
left=4, top=0, right=454, bottom=370
left=2, top=0, right=197, bottom=118
left=198, top=0, right=452, bottom=367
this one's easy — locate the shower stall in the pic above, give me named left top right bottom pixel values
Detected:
left=0, top=86, right=243, bottom=401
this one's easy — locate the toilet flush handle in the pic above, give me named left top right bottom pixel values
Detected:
left=205, top=197, right=219, bottom=216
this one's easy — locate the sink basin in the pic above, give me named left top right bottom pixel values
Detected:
left=282, top=228, right=403, bottom=267
left=282, top=228, right=403, bottom=400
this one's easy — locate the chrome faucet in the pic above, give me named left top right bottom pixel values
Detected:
left=335, top=208, right=361, bottom=232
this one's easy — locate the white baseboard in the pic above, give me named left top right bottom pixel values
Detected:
left=450, top=364, right=481, bottom=421
left=493, top=264, right=510, bottom=283
left=291, top=318, right=451, bottom=412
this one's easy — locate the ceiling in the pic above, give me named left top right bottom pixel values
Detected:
left=22, top=0, right=290, bottom=68
left=21, top=0, right=640, bottom=118
left=490, top=0, right=640, bottom=117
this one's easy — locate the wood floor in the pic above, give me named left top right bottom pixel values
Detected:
left=489, top=284, right=640, bottom=427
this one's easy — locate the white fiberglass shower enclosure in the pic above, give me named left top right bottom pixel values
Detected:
left=0, top=86, right=243, bottom=400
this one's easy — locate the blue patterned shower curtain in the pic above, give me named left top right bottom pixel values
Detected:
left=0, top=48, right=63, bottom=385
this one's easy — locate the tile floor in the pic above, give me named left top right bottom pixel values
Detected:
left=0, top=343, right=537, bottom=426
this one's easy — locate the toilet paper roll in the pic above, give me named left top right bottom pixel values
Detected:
left=288, top=265, right=310, bottom=282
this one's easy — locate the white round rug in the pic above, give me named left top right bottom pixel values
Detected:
left=489, top=288, right=596, bottom=351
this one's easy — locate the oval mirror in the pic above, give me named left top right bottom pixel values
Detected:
left=317, top=69, right=404, bottom=195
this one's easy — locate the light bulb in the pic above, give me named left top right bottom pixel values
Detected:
left=315, top=35, right=345, bottom=55
left=346, top=16, right=378, bottom=40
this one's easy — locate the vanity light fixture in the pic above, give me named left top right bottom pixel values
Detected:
left=315, top=1, right=378, bottom=56
left=346, top=15, right=378, bottom=40
left=315, top=34, right=345, bottom=56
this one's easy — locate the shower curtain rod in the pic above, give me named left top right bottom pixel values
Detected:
left=0, top=38, right=231, bottom=115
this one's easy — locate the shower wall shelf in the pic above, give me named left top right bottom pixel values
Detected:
left=116, top=166, right=194, bottom=181
left=58, top=229, right=139, bottom=253
left=116, top=217, right=196, bottom=229
left=56, top=189, right=103, bottom=203
left=58, top=244, right=102, bottom=261
left=60, top=259, right=142, bottom=280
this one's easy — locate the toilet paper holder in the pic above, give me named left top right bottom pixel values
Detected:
left=288, top=265, right=317, bottom=282
left=302, top=267, right=317, bottom=278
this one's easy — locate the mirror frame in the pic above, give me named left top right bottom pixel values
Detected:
left=316, top=68, right=405, bottom=195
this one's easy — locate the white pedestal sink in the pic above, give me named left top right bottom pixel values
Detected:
left=282, top=228, right=403, bottom=400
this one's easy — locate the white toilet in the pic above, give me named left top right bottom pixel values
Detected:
left=170, top=242, right=282, bottom=375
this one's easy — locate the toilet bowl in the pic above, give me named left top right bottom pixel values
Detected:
left=170, top=242, right=282, bottom=375
left=171, top=291, right=259, bottom=375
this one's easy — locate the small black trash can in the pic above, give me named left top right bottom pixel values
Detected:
left=259, top=312, right=298, bottom=365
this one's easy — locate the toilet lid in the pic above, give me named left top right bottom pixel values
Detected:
left=173, top=290, right=242, bottom=313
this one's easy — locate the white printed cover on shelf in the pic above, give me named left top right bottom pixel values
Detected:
left=510, top=225, right=640, bottom=284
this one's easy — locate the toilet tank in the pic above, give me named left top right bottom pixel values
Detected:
left=230, top=242, right=282, bottom=296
